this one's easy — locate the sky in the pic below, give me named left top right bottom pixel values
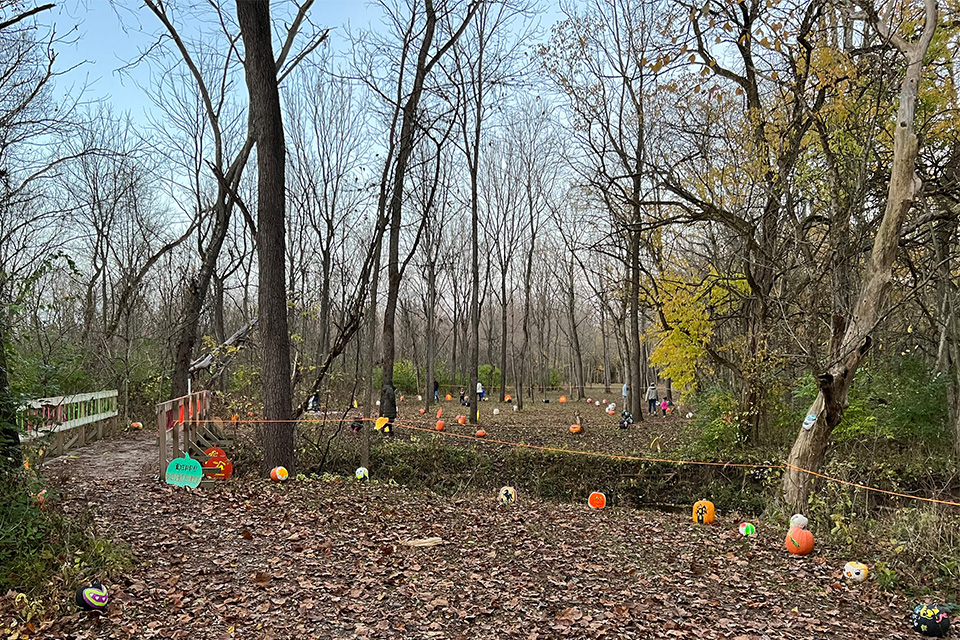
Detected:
left=42, top=1, right=565, bottom=125
left=47, top=1, right=390, bottom=120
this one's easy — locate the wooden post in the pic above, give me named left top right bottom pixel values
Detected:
left=158, top=405, right=167, bottom=481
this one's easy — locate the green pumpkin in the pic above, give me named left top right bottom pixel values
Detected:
left=165, top=452, right=203, bottom=488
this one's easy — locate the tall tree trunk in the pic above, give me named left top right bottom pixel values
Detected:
left=567, top=259, right=585, bottom=400
left=361, top=244, right=381, bottom=469
left=0, top=320, right=21, bottom=469
left=238, top=0, right=294, bottom=473
left=499, top=270, right=508, bottom=402
left=628, top=231, right=643, bottom=419
left=783, top=4, right=937, bottom=508
left=425, top=254, right=437, bottom=412
left=600, top=300, right=611, bottom=394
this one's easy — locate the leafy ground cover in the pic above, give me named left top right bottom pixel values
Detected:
left=0, top=422, right=940, bottom=640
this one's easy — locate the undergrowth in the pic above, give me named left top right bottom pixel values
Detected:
left=0, top=470, right=132, bottom=619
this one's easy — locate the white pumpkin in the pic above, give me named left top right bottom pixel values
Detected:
left=790, top=513, right=808, bottom=529
left=843, top=561, right=868, bottom=582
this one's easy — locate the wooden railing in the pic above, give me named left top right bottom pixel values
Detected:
left=18, top=390, right=119, bottom=458
left=156, top=390, right=232, bottom=482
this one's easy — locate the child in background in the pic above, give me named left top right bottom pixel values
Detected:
left=660, top=398, right=668, bottom=417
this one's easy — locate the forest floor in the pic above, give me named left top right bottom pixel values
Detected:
left=11, top=404, right=935, bottom=640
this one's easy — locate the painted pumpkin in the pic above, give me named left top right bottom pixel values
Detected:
left=375, top=417, right=390, bottom=431
left=355, top=467, right=369, bottom=481
left=204, top=446, right=226, bottom=458
left=912, top=604, right=951, bottom=637
left=457, top=415, right=467, bottom=425
left=559, top=395, right=567, bottom=403
left=270, top=466, right=289, bottom=482
left=75, top=582, right=109, bottom=612
left=475, top=429, right=487, bottom=438
left=570, top=424, right=582, bottom=434
left=785, top=526, right=815, bottom=555
left=692, top=499, right=715, bottom=524
left=492, top=408, right=500, bottom=415
left=843, top=561, right=868, bottom=582
left=445, top=394, right=452, bottom=401
left=498, top=486, right=517, bottom=504
left=436, top=420, right=445, bottom=431
left=588, top=492, right=606, bottom=509
left=130, top=421, right=143, bottom=430
left=739, top=522, right=756, bottom=537
left=594, top=401, right=600, bottom=407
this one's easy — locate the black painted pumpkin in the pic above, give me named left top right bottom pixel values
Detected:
left=912, top=604, right=950, bottom=637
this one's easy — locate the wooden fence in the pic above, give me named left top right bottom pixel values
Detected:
left=156, top=390, right=233, bottom=482
left=18, top=390, right=119, bottom=459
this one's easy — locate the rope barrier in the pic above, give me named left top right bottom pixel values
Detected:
left=187, top=416, right=960, bottom=509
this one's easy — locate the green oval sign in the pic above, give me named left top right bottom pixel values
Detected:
left=165, top=452, right=203, bottom=488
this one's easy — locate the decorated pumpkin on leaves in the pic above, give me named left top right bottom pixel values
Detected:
left=75, top=582, right=109, bottom=612
left=270, top=466, right=289, bottom=482
left=419, top=408, right=426, bottom=415
left=570, top=424, right=582, bottom=434
left=559, top=396, right=567, bottom=403
left=738, top=522, right=756, bottom=537
left=692, top=499, right=715, bottom=524
left=588, top=492, right=606, bottom=509
left=436, top=420, right=445, bottom=431
left=475, top=429, right=486, bottom=438
left=355, top=467, right=369, bottom=481
left=912, top=604, right=951, bottom=637
left=785, top=526, right=815, bottom=556
left=498, top=486, right=517, bottom=504
left=843, top=561, right=868, bottom=582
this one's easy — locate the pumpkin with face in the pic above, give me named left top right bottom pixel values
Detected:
left=75, top=582, right=109, bottom=612
left=570, top=424, right=582, bottom=434
left=843, top=561, right=868, bottom=582
left=692, top=500, right=715, bottom=524
left=588, top=492, right=606, bottom=509
left=498, top=486, right=517, bottom=504
left=912, top=604, right=951, bottom=637
left=355, top=467, right=369, bottom=481
left=785, top=526, right=815, bottom=555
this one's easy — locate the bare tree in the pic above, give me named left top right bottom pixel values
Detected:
left=783, top=0, right=939, bottom=508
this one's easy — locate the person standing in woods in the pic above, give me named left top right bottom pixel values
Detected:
left=433, top=380, right=440, bottom=402
left=381, top=384, right=397, bottom=436
left=646, top=383, right=658, bottom=416
left=622, top=382, right=628, bottom=405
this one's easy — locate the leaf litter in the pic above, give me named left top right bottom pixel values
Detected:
left=2, top=431, right=927, bottom=639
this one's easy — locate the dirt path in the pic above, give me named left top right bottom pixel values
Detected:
left=32, top=428, right=925, bottom=640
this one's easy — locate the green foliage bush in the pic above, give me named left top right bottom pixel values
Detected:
left=792, top=355, right=948, bottom=447
left=0, top=472, right=131, bottom=601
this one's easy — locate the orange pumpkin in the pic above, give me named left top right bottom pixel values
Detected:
left=785, top=526, right=815, bottom=555
left=457, top=415, right=467, bottom=425
left=475, top=429, right=486, bottom=438
left=692, top=499, right=715, bottom=524
left=588, top=492, right=606, bottom=509
left=559, top=395, right=567, bottom=403
left=570, top=424, right=582, bottom=434
left=435, top=420, right=445, bottom=431
left=607, top=410, right=615, bottom=415
left=270, top=466, right=288, bottom=482
left=445, top=393, right=452, bottom=401
left=419, top=408, right=426, bottom=415
left=436, top=407, right=443, bottom=418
